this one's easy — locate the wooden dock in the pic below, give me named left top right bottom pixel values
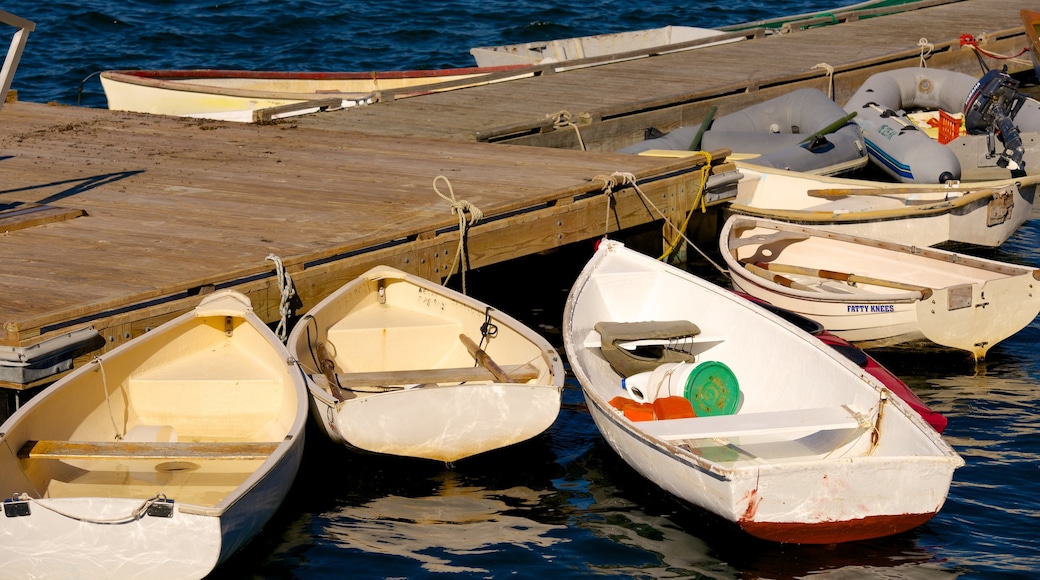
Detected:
left=1, top=0, right=1037, bottom=395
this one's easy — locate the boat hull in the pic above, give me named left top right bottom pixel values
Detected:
left=308, top=382, right=561, bottom=462
left=721, top=216, right=1040, bottom=359
left=100, top=67, right=531, bottom=121
left=563, top=239, right=962, bottom=543
left=728, top=165, right=1040, bottom=247
left=0, top=290, right=308, bottom=578
left=586, top=396, right=954, bottom=544
left=288, top=265, right=564, bottom=462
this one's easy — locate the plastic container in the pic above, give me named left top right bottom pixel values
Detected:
left=622, top=361, right=740, bottom=416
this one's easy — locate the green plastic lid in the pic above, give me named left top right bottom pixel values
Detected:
left=683, top=361, right=740, bottom=417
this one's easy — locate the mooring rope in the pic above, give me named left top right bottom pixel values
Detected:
left=95, top=357, right=123, bottom=441
left=12, top=492, right=171, bottom=525
left=812, top=62, right=835, bottom=99
left=917, top=38, right=934, bottom=67
left=549, top=110, right=587, bottom=151
left=592, top=163, right=726, bottom=275
left=433, top=175, right=483, bottom=295
left=869, top=390, right=888, bottom=455
left=266, top=253, right=296, bottom=343
left=959, top=34, right=1030, bottom=68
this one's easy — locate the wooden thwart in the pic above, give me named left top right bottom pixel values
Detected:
left=331, top=363, right=539, bottom=389
left=635, top=405, right=863, bottom=441
left=19, top=440, right=279, bottom=460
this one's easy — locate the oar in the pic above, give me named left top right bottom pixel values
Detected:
left=798, top=111, right=857, bottom=145
left=754, top=262, right=933, bottom=298
left=688, top=105, right=717, bottom=151
left=459, top=334, right=514, bottom=383
left=742, top=262, right=817, bottom=292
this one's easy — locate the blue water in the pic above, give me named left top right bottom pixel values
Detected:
left=5, top=1, right=1040, bottom=578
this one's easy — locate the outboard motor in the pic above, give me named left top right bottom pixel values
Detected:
left=964, top=67, right=1027, bottom=169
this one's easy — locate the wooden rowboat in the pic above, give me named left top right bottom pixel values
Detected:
left=727, top=164, right=1040, bottom=247
left=721, top=215, right=1040, bottom=360
left=286, top=265, right=563, bottom=463
left=100, top=65, right=532, bottom=122
left=0, top=290, right=308, bottom=579
left=562, top=239, right=962, bottom=544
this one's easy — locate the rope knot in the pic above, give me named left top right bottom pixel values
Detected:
left=548, top=109, right=587, bottom=151
left=433, top=175, right=484, bottom=293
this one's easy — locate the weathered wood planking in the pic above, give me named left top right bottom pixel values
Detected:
left=0, top=100, right=727, bottom=384
left=288, top=0, right=1039, bottom=149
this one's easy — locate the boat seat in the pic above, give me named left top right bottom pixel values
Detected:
left=634, top=405, right=865, bottom=441
left=728, top=230, right=810, bottom=250
left=594, top=320, right=701, bottom=377
left=318, top=362, right=541, bottom=389
left=18, top=440, right=279, bottom=461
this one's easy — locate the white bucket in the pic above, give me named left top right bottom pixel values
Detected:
left=622, top=362, right=695, bottom=404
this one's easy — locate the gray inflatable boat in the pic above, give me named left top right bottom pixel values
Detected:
left=618, top=88, right=867, bottom=176
left=844, top=67, right=1040, bottom=183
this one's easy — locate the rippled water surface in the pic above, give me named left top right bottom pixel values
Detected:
left=4, top=1, right=1040, bottom=578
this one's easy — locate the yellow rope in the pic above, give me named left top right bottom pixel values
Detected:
left=549, top=110, right=587, bottom=151
left=659, top=151, right=712, bottom=262
left=869, top=390, right=888, bottom=455
left=591, top=165, right=726, bottom=274
left=433, top=175, right=483, bottom=294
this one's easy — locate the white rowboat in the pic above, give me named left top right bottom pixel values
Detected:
left=0, top=290, right=308, bottom=579
left=721, top=215, right=1040, bottom=360
left=470, top=26, right=743, bottom=67
left=728, top=165, right=1040, bottom=247
left=562, top=239, right=962, bottom=544
left=286, top=265, right=563, bottom=463
left=100, top=66, right=532, bottom=122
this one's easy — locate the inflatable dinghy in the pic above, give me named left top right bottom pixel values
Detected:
left=844, top=67, right=1040, bottom=183
left=618, top=88, right=867, bottom=176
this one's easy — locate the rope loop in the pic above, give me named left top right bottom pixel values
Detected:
left=918, top=38, right=934, bottom=67
left=266, top=253, right=296, bottom=343
left=812, top=62, right=835, bottom=99
left=433, top=175, right=484, bottom=294
left=479, top=306, right=498, bottom=350
left=549, top=110, right=587, bottom=151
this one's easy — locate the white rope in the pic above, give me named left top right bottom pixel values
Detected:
left=266, top=254, right=295, bottom=343
left=812, top=62, right=835, bottom=99
left=549, top=110, right=587, bottom=151
left=918, top=38, right=933, bottom=67
left=12, top=492, right=171, bottom=524
left=95, top=357, right=123, bottom=440
left=433, top=175, right=483, bottom=294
